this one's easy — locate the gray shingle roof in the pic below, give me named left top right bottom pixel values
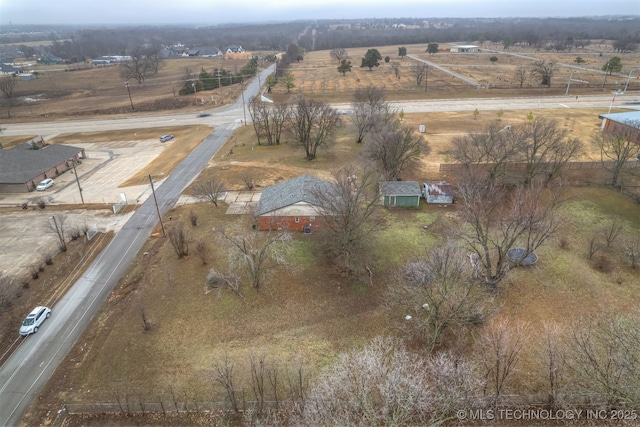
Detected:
left=0, top=143, right=83, bottom=184
left=255, top=175, right=333, bottom=216
left=599, top=111, right=640, bottom=129
left=379, top=181, right=421, bottom=196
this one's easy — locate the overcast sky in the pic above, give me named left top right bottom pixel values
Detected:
left=0, top=0, right=638, bottom=26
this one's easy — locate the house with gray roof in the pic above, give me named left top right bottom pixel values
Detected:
left=186, top=47, right=221, bottom=58
left=379, top=181, right=422, bottom=207
left=599, top=111, right=640, bottom=143
left=0, top=142, right=85, bottom=193
left=255, top=174, right=333, bottom=231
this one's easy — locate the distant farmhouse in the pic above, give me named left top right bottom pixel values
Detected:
left=0, top=141, right=85, bottom=193
left=92, top=56, right=132, bottom=66
left=37, top=54, right=62, bottom=65
left=225, top=45, right=245, bottom=54
left=224, top=45, right=249, bottom=59
left=449, top=45, right=479, bottom=53
left=185, top=47, right=221, bottom=58
left=0, top=60, right=23, bottom=75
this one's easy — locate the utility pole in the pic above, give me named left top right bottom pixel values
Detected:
left=148, top=174, right=165, bottom=237
left=241, top=77, right=247, bottom=126
left=124, top=81, right=134, bottom=111
left=72, top=161, right=84, bottom=204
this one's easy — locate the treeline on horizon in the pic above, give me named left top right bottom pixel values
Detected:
left=0, top=16, right=639, bottom=61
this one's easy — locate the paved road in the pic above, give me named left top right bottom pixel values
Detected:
left=0, top=64, right=273, bottom=427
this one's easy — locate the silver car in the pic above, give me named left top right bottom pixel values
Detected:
left=19, top=306, right=51, bottom=336
left=36, top=178, right=54, bottom=191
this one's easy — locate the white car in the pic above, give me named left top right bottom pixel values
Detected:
left=19, top=306, right=51, bottom=336
left=36, top=178, right=54, bottom=191
left=160, top=134, right=174, bottom=142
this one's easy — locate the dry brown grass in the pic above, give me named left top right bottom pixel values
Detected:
left=7, top=57, right=251, bottom=121
left=275, top=43, right=640, bottom=103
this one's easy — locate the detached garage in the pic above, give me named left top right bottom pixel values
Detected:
left=380, top=181, right=422, bottom=207
left=0, top=142, right=85, bottom=193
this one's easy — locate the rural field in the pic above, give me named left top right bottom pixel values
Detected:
left=3, top=42, right=640, bottom=121
left=1, top=41, right=640, bottom=426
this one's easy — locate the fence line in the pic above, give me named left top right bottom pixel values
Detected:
left=439, top=160, right=640, bottom=173
left=56, top=393, right=619, bottom=418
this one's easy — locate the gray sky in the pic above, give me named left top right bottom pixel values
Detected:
left=0, top=0, right=638, bottom=26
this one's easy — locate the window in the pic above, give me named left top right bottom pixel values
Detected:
left=309, top=216, right=315, bottom=221
left=294, top=217, right=300, bottom=223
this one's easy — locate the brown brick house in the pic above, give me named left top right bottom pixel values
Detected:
left=0, top=141, right=85, bottom=193
left=599, top=111, right=640, bottom=142
left=255, top=175, right=333, bottom=232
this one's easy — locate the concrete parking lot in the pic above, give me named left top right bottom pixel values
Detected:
left=0, top=138, right=170, bottom=280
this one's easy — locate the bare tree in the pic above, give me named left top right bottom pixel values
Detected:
left=0, top=74, right=18, bottom=118
left=120, top=49, right=159, bottom=84
left=532, top=60, right=555, bottom=87
left=363, top=120, right=429, bottom=180
left=194, top=241, right=211, bottom=265
left=621, top=234, right=640, bottom=269
left=515, top=67, right=527, bottom=88
left=411, top=62, right=427, bottom=86
left=600, top=220, right=623, bottom=248
left=513, top=117, right=583, bottom=184
left=248, top=96, right=289, bottom=146
left=240, top=172, right=257, bottom=190
left=288, top=97, right=338, bottom=160
left=390, top=62, right=401, bottom=79
left=586, top=231, right=602, bottom=260
left=205, top=268, right=244, bottom=300
left=392, top=242, right=488, bottom=352
left=452, top=122, right=521, bottom=180
left=213, top=355, right=240, bottom=412
left=218, top=228, right=291, bottom=290
left=592, top=126, right=639, bottom=190
left=167, top=223, right=190, bottom=258
left=539, top=322, right=567, bottom=406
left=426, top=352, right=481, bottom=416
left=303, top=336, right=436, bottom=426
left=48, top=214, right=68, bottom=252
left=329, top=48, right=348, bottom=63
left=311, top=167, right=385, bottom=273
left=565, top=313, right=640, bottom=408
left=457, top=169, right=566, bottom=290
left=350, top=86, right=392, bottom=144
left=478, top=318, right=528, bottom=407
left=280, top=71, right=295, bottom=94
left=195, top=176, right=226, bottom=207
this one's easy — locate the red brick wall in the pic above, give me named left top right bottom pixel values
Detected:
left=257, top=215, right=324, bottom=232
